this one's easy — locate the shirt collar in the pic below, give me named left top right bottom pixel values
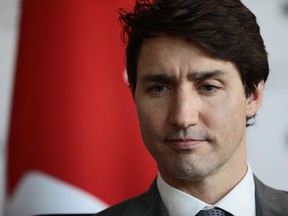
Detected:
left=157, top=164, right=256, bottom=216
left=216, top=163, right=256, bottom=216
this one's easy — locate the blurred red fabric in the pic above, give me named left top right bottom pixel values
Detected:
left=7, top=0, right=157, bottom=206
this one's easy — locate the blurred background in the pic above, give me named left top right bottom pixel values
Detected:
left=0, top=0, right=288, bottom=215
left=0, top=0, right=19, bottom=213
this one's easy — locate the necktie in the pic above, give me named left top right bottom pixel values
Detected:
left=195, top=207, right=232, bottom=216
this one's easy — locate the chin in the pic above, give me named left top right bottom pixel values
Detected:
left=169, top=159, right=220, bottom=180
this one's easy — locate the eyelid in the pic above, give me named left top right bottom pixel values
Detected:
left=199, top=84, right=219, bottom=90
left=147, top=83, right=169, bottom=95
left=197, top=78, right=223, bottom=86
left=196, top=79, right=223, bottom=93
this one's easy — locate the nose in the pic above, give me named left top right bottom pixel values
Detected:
left=168, top=87, right=200, bottom=129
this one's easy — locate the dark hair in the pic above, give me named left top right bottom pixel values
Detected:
left=119, top=0, right=269, bottom=125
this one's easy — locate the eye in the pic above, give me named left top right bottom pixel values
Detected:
left=148, top=84, right=168, bottom=95
left=201, top=84, right=217, bottom=92
left=198, top=84, right=220, bottom=94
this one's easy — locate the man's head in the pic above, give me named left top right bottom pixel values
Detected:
left=119, top=0, right=267, bottom=192
left=119, top=0, right=269, bottom=98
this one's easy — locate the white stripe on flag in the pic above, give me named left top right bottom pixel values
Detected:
left=5, top=171, right=108, bottom=216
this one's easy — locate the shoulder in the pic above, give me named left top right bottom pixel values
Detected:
left=37, top=180, right=166, bottom=216
left=254, top=176, right=288, bottom=215
left=94, top=199, right=132, bottom=216
left=94, top=196, right=145, bottom=216
left=95, top=180, right=167, bottom=216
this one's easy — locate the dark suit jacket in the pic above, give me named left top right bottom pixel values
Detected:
left=43, top=176, right=288, bottom=216
left=94, top=176, right=288, bottom=216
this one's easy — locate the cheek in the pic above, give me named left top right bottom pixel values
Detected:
left=202, top=94, right=247, bottom=127
left=136, top=100, right=161, bottom=136
left=136, top=97, right=168, bottom=125
left=135, top=102, right=165, bottom=158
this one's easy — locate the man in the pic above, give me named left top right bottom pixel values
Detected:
left=95, top=0, right=288, bottom=215
left=46, top=0, right=288, bottom=215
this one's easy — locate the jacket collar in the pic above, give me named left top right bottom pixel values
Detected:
left=122, top=179, right=168, bottom=216
left=121, top=176, right=288, bottom=216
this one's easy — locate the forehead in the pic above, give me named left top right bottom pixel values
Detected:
left=137, top=36, right=238, bottom=79
left=138, top=36, right=203, bottom=63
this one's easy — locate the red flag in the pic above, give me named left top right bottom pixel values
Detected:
left=6, top=0, right=157, bottom=215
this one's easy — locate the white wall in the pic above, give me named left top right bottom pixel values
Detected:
left=242, top=0, right=288, bottom=190
left=0, top=0, right=20, bottom=213
left=0, top=0, right=288, bottom=213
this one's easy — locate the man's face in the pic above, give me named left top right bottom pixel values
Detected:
left=134, top=36, right=263, bottom=185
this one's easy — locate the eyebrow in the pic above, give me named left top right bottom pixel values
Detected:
left=141, top=74, right=174, bottom=83
left=140, top=69, right=226, bottom=83
left=188, top=69, right=226, bottom=80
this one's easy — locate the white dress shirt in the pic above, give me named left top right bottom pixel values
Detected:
left=157, top=164, right=256, bottom=216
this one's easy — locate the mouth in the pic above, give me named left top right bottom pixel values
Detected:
left=165, top=138, right=205, bottom=150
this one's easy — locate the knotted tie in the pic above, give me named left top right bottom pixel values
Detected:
left=195, top=207, right=232, bottom=216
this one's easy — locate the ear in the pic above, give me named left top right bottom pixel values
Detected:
left=246, top=81, right=264, bottom=118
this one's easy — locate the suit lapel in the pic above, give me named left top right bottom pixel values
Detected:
left=122, top=179, right=168, bottom=216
